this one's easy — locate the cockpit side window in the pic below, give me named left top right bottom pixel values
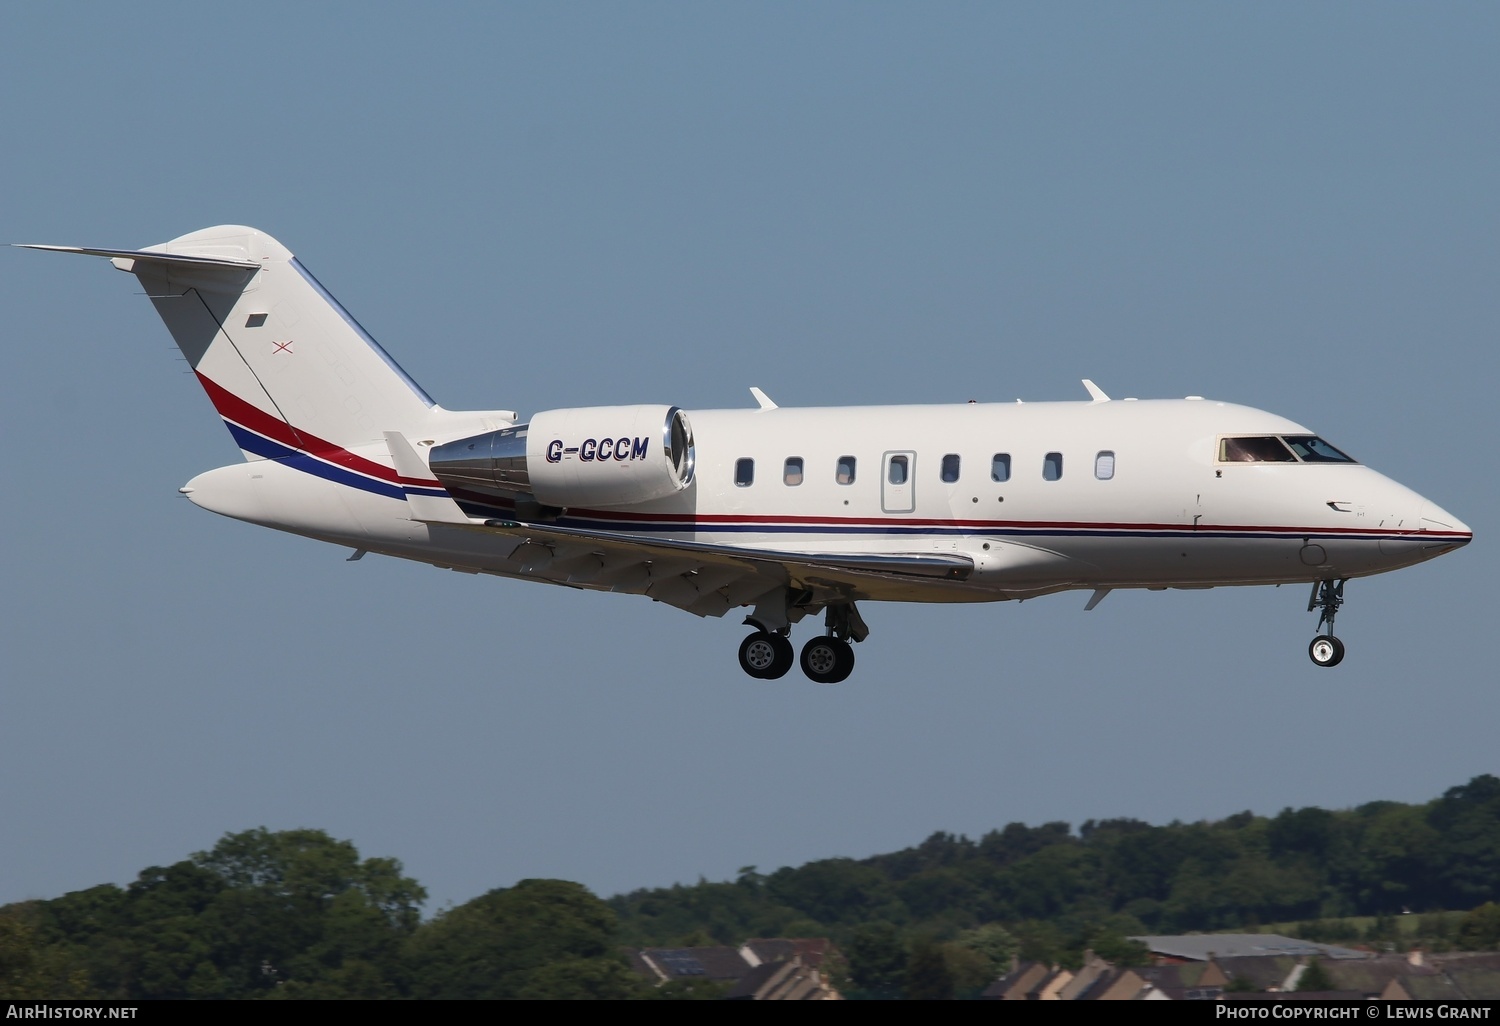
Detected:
left=1219, top=436, right=1297, bottom=463
left=1282, top=435, right=1358, bottom=463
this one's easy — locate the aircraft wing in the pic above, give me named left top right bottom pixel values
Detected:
left=462, top=517, right=975, bottom=618
left=385, top=430, right=973, bottom=617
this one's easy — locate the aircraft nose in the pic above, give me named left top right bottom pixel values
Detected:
left=1418, top=500, right=1472, bottom=546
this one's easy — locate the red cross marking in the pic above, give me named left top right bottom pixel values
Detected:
left=272, top=340, right=293, bottom=355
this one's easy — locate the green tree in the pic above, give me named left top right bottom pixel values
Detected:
left=405, top=879, right=643, bottom=999
left=31, top=828, right=425, bottom=999
left=845, top=922, right=906, bottom=999
left=903, top=937, right=953, bottom=1000
left=939, top=942, right=995, bottom=998
left=1012, top=919, right=1067, bottom=966
left=1456, top=902, right=1500, bottom=951
left=1428, top=776, right=1500, bottom=909
left=1088, top=931, right=1150, bottom=967
left=0, top=905, right=95, bottom=998
left=189, top=827, right=425, bottom=997
left=954, top=922, right=1017, bottom=978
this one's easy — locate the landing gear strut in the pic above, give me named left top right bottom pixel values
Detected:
left=736, top=598, right=866, bottom=683
left=1307, top=578, right=1347, bottom=668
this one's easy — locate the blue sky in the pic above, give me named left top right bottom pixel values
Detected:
left=2, top=3, right=1494, bottom=914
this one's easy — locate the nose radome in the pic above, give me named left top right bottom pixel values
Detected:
left=1419, top=501, right=1472, bottom=543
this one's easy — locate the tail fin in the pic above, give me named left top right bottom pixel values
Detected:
left=24, top=225, right=436, bottom=463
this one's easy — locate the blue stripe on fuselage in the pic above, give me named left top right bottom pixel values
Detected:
left=225, top=422, right=409, bottom=501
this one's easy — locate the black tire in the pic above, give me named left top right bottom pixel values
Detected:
left=739, top=632, right=792, bottom=679
left=801, top=637, right=855, bottom=684
left=1308, top=635, right=1345, bottom=668
left=764, top=634, right=794, bottom=679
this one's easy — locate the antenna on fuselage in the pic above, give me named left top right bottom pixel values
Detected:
left=1082, top=379, right=1111, bottom=402
left=749, top=387, right=778, bottom=410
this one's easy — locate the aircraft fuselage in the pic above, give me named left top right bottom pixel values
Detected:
left=27, top=224, right=1471, bottom=679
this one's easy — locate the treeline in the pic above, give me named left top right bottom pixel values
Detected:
left=6, top=776, right=1500, bottom=998
left=609, top=776, right=1500, bottom=963
left=0, top=829, right=649, bottom=1000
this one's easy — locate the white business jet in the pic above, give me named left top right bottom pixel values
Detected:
left=22, top=226, right=1471, bottom=682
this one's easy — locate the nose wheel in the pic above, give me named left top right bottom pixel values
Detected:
left=1306, top=578, right=1348, bottom=668
left=1309, top=635, right=1345, bottom=668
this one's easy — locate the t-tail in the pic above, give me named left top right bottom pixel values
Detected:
left=20, top=226, right=450, bottom=490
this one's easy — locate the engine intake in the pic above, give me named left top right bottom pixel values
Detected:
left=429, top=405, right=694, bottom=510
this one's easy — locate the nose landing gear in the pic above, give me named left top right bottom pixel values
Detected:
left=1307, top=578, right=1348, bottom=667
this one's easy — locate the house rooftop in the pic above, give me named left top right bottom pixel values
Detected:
left=1132, top=933, right=1365, bottom=962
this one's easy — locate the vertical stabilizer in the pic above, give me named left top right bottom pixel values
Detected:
left=52, top=225, right=437, bottom=465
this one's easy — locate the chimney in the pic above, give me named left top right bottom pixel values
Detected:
left=1407, top=947, right=1424, bottom=968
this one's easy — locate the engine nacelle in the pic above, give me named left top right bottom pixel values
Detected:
left=429, top=405, right=695, bottom=510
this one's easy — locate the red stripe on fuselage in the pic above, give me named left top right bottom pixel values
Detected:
left=194, top=371, right=440, bottom=487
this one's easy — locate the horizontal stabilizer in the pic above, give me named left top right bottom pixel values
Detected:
left=15, top=243, right=261, bottom=270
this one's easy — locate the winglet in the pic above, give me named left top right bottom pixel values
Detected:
left=384, top=431, right=471, bottom=525
left=749, top=387, right=778, bottom=410
left=1082, top=379, right=1110, bottom=402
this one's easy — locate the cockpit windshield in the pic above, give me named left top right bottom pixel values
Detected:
left=1220, top=436, right=1296, bottom=462
left=1219, top=435, right=1359, bottom=464
left=1281, top=435, right=1357, bottom=463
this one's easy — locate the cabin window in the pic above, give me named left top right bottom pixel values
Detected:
left=836, top=456, right=857, bottom=485
left=941, top=454, right=961, bottom=483
left=1043, top=452, right=1063, bottom=481
left=1095, top=451, right=1116, bottom=480
left=1219, top=436, right=1296, bottom=463
left=1282, top=436, right=1358, bottom=463
left=991, top=453, right=1011, bottom=482
left=783, top=457, right=804, bottom=486
left=735, top=458, right=755, bottom=487
left=888, top=455, right=909, bottom=485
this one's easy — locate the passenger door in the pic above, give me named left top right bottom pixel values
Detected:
left=882, top=450, right=916, bottom=514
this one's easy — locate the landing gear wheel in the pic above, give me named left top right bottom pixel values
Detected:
left=738, top=632, right=793, bottom=679
left=1309, top=635, right=1345, bottom=668
left=800, top=636, right=854, bottom=684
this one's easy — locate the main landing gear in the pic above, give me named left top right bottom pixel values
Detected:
left=737, top=599, right=866, bottom=684
left=799, top=635, right=855, bottom=685
left=738, top=631, right=794, bottom=680
left=1307, top=578, right=1348, bottom=668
